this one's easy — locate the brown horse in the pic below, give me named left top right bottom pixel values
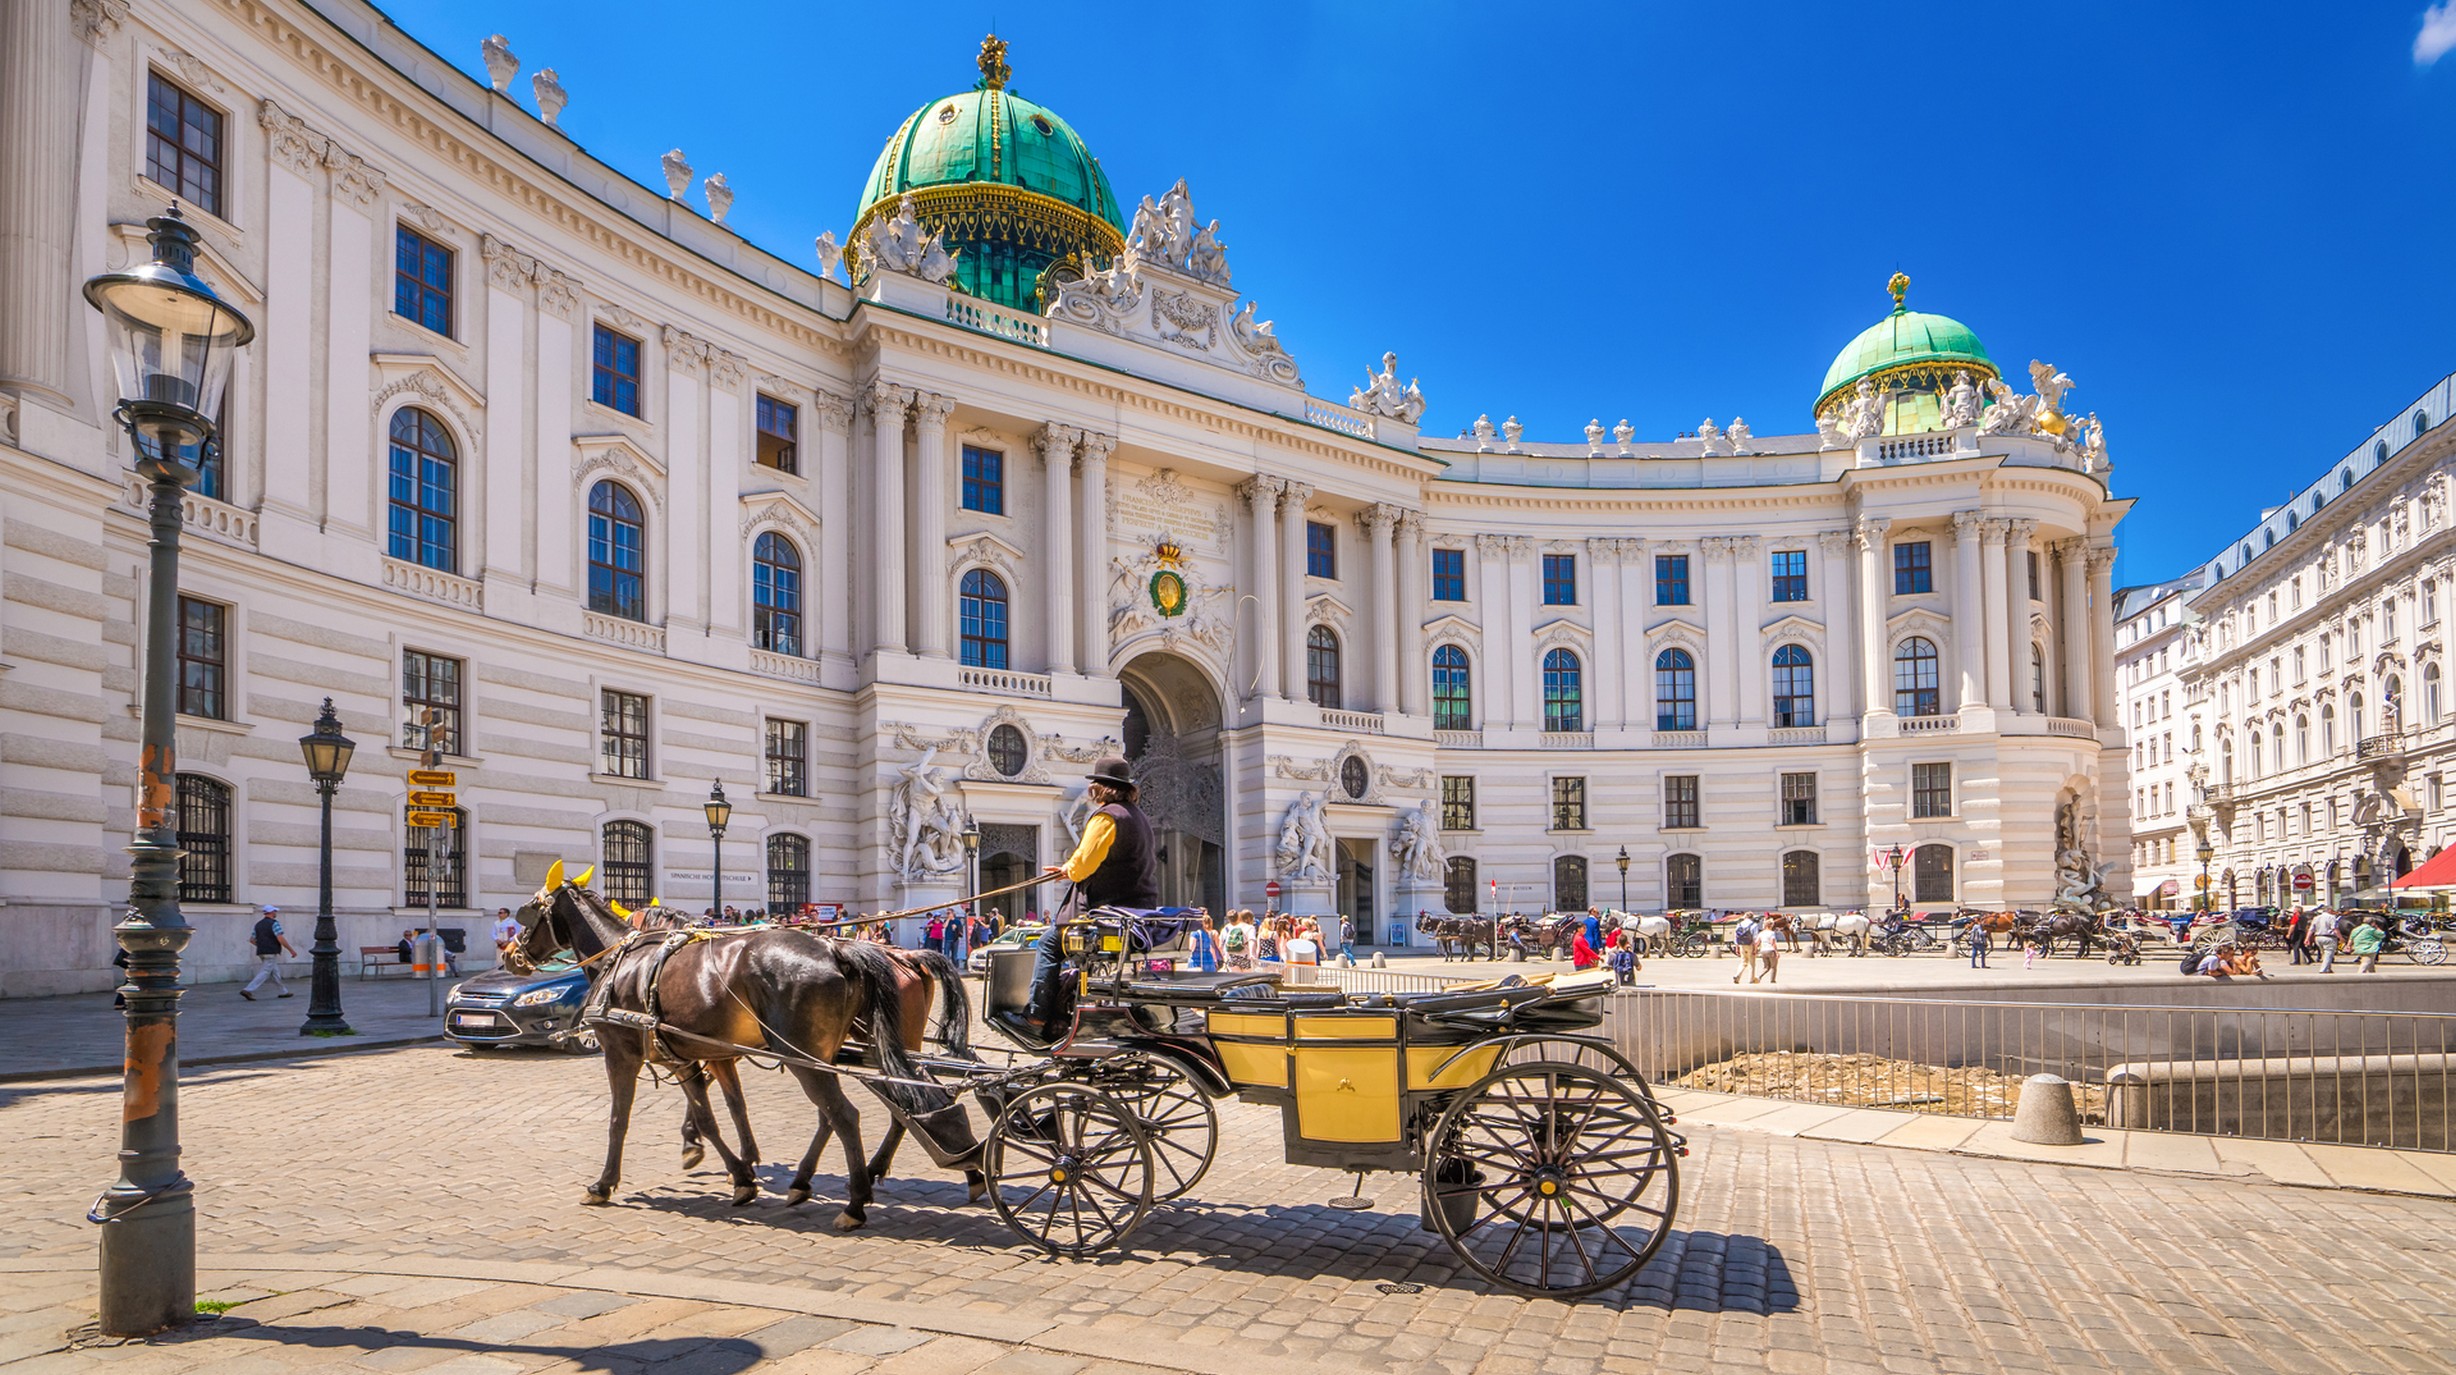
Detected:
left=513, top=874, right=981, bottom=1231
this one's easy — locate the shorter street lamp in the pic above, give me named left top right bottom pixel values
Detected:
left=298, top=699, right=355, bottom=1035
left=1886, top=843, right=1908, bottom=913
left=704, top=781, right=732, bottom=915
left=1615, top=845, right=1630, bottom=913
left=962, top=816, right=983, bottom=912
left=2195, top=838, right=2215, bottom=912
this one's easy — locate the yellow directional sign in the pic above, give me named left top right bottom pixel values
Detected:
left=407, top=769, right=458, bottom=787
left=407, top=790, right=457, bottom=808
left=405, top=809, right=455, bottom=829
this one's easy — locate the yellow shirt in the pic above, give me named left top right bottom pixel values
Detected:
left=1058, top=813, right=1116, bottom=883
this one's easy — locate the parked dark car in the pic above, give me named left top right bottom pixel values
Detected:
left=444, top=959, right=595, bottom=1052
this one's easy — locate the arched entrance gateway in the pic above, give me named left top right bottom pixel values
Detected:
left=1117, top=652, right=1226, bottom=913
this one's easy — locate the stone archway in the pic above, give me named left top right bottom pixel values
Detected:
left=1117, top=652, right=1226, bottom=913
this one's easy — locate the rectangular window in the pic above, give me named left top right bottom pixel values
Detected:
left=1893, top=541, right=1934, bottom=595
left=392, top=225, right=454, bottom=336
left=960, top=445, right=1004, bottom=514
left=405, top=811, right=469, bottom=909
left=591, top=325, right=641, bottom=416
left=755, top=394, right=799, bottom=473
left=1431, top=548, right=1466, bottom=602
left=2027, top=550, right=2042, bottom=601
left=1769, top=549, right=1808, bottom=603
left=1779, top=772, right=1817, bottom=826
left=402, top=650, right=464, bottom=756
left=145, top=73, right=224, bottom=217
left=1655, top=554, right=1690, bottom=606
left=600, top=689, right=650, bottom=779
left=1541, top=553, right=1578, bottom=606
left=1306, top=520, right=1336, bottom=579
left=1911, top=762, right=1953, bottom=819
left=1441, top=775, right=1476, bottom=832
left=1549, top=776, right=1587, bottom=832
left=1663, top=774, right=1701, bottom=830
left=176, top=596, right=226, bottom=720
left=764, top=718, right=808, bottom=797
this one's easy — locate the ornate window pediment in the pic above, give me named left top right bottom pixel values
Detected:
left=1647, top=615, right=1709, bottom=647
left=1759, top=613, right=1825, bottom=649
left=740, top=491, right=821, bottom=544
left=371, top=355, right=485, bottom=444
left=573, top=435, right=663, bottom=501
left=1423, top=613, right=1480, bottom=652
left=1307, top=592, right=1355, bottom=631
left=962, top=704, right=1050, bottom=783
left=1886, top=607, right=1953, bottom=642
left=948, top=530, right=1027, bottom=575
left=1531, top=615, right=1592, bottom=650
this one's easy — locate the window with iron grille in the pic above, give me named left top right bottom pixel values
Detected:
left=1306, top=520, right=1336, bottom=579
left=1306, top=626, right=1342, bottom=709
left=1655, top=554, right=1690, bottom=605
left=1780, top=850, right=1821, bottom=907
left=1664, top=853, right=1702, bottom=909
left=591, top=325, right=641, bottom=415
left=767, top=833, right=811, bottom=911
left=386, top=407, right=458, bottom=572
left=1912, top=843, right=1954, bottom=902
left=402, top=651, right=463, bottom=756
left=1549, top=776, right=1586, bottom=832
left=145, top=73, right=223, bottom=217
left=177, top=596, right=226, bottom=720
left=1893, top=541, right=1933, bottom=594
left=175, top=774, right=232, bottom=904
left=1663, top=775, right=1700, bottom=829
left=756, top=395, right=799, bottom=473
left=1553, top=855, right=1588, bottom=912
left=1441, top=775, right=1476, bottom=832
left=1431, top=547, right=1466, bottom=601
left=960, top=445, right=1004, bottom=514
left=405, top=809, right=467, bottom=908
left=600, top=689, right=650, bottom=779
left=1431, top=645, right=1472, bottom=730
left=1911, top=762, right=1953, bottom=818
left=1770, top=549, right=1808, bottom=603
left=764, top=718, right=808, bottom=797
left=752, top=532, right=803, bottom=656
left=1779, top=772, right=1817, bottom=826
left=393, top=225, right=454, bottom=336
left=601, top=820, right=653, bottom=907
left=1541, top=553, right=1577, bottom=606
left=1444, top=856, right=1479, bottom=915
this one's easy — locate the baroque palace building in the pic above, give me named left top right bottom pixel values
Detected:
left=0, top=2, right=2131, bottom=993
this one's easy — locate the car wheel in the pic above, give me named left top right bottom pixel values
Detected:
left=562, top=1031, right=600, bottom=1055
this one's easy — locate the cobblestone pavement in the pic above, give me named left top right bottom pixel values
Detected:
left=4, top=1044, right=2453, bottom=1375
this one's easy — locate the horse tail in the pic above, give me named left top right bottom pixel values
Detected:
left=831, top=941, right=950, bottom=1115
left=912, top=949, right=976, bottom=1061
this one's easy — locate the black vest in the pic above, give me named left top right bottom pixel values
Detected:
left=252, top=917, right=281, bottom=955
left=1081, top=801, right=1160, bottom=909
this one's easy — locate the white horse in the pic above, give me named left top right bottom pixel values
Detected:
left=1794, top=910, right=1872, bottom=956
left=1625, top=914, right=1675, bottom=954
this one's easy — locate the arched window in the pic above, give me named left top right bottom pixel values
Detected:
left=600, top=820, right=653, bottom=907
left=1664, top=853, right=1702, bottom=910
left=386, top=407, right=458, bottom=572
left=2247, top=728, right=2262, bottom=778
left=2321, top=704, right=2336, bottom=754
left=2418, top=408, right=2433, bottom=437
left=2345, top=464, right=2360, bottom=490
left=1912, top=843, right=1954, bottom=903
left=1893, top=637, right=1941, bottom=716
left=2294, top=714, right=2309, bottom=765
left=1431, top=645, right=1472, bottom=731
left=1780, top=850, right=1821, bottom=907
left=1306, top=625, right=1342, bottom=709
left=587, top=481, right=646, bottom=621
left=2351, top=692, right=2366, bottom=743
left=1552, top=854, right=1588, bottom=912
left=1542, top=649, right=1583, bottom=733
left=405, top=806, right=467, bottom=909
left=2425, top=662, right=2444, bottom=725
left=1654, top=648, right=1696, bottom=731
left=767, top=833, right=811, bottom=911
left=959, top=569, right=1009, bottom=669
left=751, top=532, right=803, bottom=656
left=2271, top=722, right=2285, bottom=771
left=1770, top=644, right=1815, bottom=727
left=2219, top=736, right=2234, bottom=783
left=1443, top=855, right=1478, bottom=915
left=175, top=774, right=232, bottom=904
left=2384, top=674, right=2404, bottom=729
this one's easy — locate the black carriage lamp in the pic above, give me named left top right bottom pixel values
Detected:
left=85, top=206, right=254, bottom=469
left=1615, top=845, right=1630, bottom=912
left=2196, top=837, right=2216, bottom=911
left=1886, top=843, right=1908, bottom=911
left=297, top=700, right=356, bottom=1037
left=705, top=780, right=732, bottom=914
left=703, top=779, right=733, bottom=838
left=961, top=817, right=982, bottom=856
left=299, top=698, right=356, bottom=786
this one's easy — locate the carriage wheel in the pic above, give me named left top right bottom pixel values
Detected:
left=2413, top=937, right=2448, bottom=967
left=982, top=1083, right=1155, bottom=1257
left=1422, top=1060, right=1679, bottom=1299
left=1076, top=1052, right=1218, bottom=1200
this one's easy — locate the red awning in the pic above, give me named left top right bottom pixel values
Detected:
left=2390, top=846, right=2456, bottom=890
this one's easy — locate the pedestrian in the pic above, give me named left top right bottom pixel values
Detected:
left=2351, top=916, right=2385, bottom=974
left=1190, top=912, right=1220, bottom=973
left=1257, top=918, right=1283, bottom=965
left=492, top=906, right=520, bottom=960
left=396, top=928, right=417, bottom=965
left=2284, top=907, right=2310, bottom=965
left=1337, top=913, right=1356, bottom=963
left=1967, top=921, right=1990, bottom=969
left=946, top=906, right=970, bottom=966
left=1606, top=926, right=1639, bottom=985
left=1569, top=925, right=1599, bottom=971
left=924, top=909, right=947, bottom=956
left=1222, top=909, right=1255, bottom=971
left=1759, top=924, right=1782, bottom=984
left=1731, top=913, right=1761, bottom=984
left=242, top=904, right=295, bottom=1000
left=2023, top=934, right=2038, bottom=970
left=1583, top=906, right=1604, bottom=958
left=2312, top=907, right=2341, bottom=973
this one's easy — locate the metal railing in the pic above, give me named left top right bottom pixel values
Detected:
left=1284, top=961, right=1479, bottom=996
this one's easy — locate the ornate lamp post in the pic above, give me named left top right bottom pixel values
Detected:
left=1886, top=843, right=1908, bottom=914
left=297, top=700, right=355, bottom=1035
left=962, top=816, right=983, bottom=919
left=704, top=781, right=732, bottom=915
left=2196, top=838, right=2215, bottom=913
left=1615, top=845, right=1630, bottom=913
left=83, top=205, right=256, bottom=1336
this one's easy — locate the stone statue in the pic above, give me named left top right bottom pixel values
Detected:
left=860, top=194, right=957, bottom=285
left=1727, top=417, right=1753, bottom=452
left=813, top=230, right=843, bottom=281
left=1941, top=369, right=1980, bottom=428
left=2049, top=796, right=2109, bottom=913
left=1472, top=414, right=1497, bottom=448
left=703, top=172, right=733, bottom=224
left=1229, top=302, right=1283, bottom=355
left=1840, top=378, right=1885, bottom=440
left=1389, top=800, right=1448, bottom=882
left=1349, top=351, right=1426, bottom=424
left=1613, top=419, right=1636, bottom=450
left=2081, top=412, right=2107, bottom=471
left=531, top=68, right=567, bottom=127
left=1186, top=219, right=1230, bottom=285
left=892, top=747, right=967, bottom=881
left=1977, top=377, right=2033, bottom=436
left=2027, top=360, right=2077, bottom=435
left=1057, top=778, right=1094, bottom=846
left=660, top=148, right=693, bottom=201
left=1274, top=791, right=1335, bottom=883
left=1816, top=410, right=1846, bottom=448
left=1127, top=194, right=1175, bottom=261
left=1696, top=419, right=1724, bottom=454
left=481, top=34, right=519, bottom=92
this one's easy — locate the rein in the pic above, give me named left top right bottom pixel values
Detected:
left=770, top=871, right=1062, bottom=932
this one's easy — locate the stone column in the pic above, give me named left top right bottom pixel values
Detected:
left=1700, top=538, right=1738, bottom=728
left=322, top=145, right=385, bottom=539
left=1364, top=504, right=1401, bottom=712
left=911, top=392, right=956, bottom=659
left=865, top=382, right=913, bottom=655
left=1037, top=424, right=1078, bottom=675
left=1978, top=519, right=2011, bottom=708
left=815, top=390, right=855, bottom=664
left=1731, top=536, right=1764, bottom=726
left=1856, top=517, right=1892, bottom=717
left=1076, top=432, right=1114, bottom=674
left=2088, top=544, right=2120, bottom=729
left=1951, top=511, right=1987, bottom=707
left=1239, top=476, right=1283, bottom=703
left=1279, top=482, right=1314, bottom=701
left=2006, top=519, right=2039, bottom=713
left=532, top=273, right=579, bottom=595
left=1588, top=538, right=1622, bottom=729
left=2056, top=538, right=2089, bottom=721
left=1818, top=529, right=1858, bottom=720
left=1397, top=512, right=1430, bottom=717
left=256, top=103, right=321, bottom=527
left=0, top=0, right=74, bottom=405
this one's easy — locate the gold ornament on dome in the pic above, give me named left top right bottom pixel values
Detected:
left=1888, top=271, right=1911, bottom=310
left=977, top=33, right=1011, bottom=91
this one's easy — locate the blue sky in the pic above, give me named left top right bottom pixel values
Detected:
left=380, top=1, right=2456, bottom=590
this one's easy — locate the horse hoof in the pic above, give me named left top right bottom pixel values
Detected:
left=834, top=1210, right=865, bottom=1232
left=582, top=1188, right=611, bottom=1206
left=680, top=1144, right=706, bottom=1170
left=731, top=1185, right=758, bottom=1207
left=784, top=1186, right=810, bottom=1207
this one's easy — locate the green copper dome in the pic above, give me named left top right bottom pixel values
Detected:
left=853, top=36, right=1126, bottom=312
left=1816, top=273, right=1997, bottom=417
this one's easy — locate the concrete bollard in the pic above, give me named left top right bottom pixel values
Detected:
left=2010, top=1073, right=2085, bottom=1145
left=1371, top=951, right=1386, bottom=969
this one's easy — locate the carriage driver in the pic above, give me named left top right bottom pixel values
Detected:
left=1021, top=756, right=1160, bottom=1040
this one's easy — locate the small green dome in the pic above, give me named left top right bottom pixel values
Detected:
left=1816, top=274, right=1996, bottom=415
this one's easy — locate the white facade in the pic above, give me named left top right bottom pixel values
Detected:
left=0, top=0, right=2130, bottom=994
left=2114, top=577, right=2202, bottom=907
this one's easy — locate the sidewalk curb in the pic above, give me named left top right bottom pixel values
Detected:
left=0, top=1032, right=447, bottom=1085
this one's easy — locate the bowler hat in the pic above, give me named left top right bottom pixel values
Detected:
left=1087, top=756, right=1136, bottom=790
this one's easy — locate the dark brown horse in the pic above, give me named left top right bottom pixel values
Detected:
left=513, top=874, right=980, bottom=1231
left=2016, top=912, right=2103, bottom=958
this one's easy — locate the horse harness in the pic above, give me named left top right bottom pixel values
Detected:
left=583, top=927, right=716, bottom=1067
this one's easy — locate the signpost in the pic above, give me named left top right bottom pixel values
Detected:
left=2293, top=872, right=2315, bottom=892
left=409, top=712, right=455, bottom=1017
left=1264, top=879, right=1282, bottom=904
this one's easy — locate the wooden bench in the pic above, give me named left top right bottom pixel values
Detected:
left=359, top=945, right=407, bottom=979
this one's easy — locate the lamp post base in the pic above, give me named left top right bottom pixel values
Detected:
left=97, top=1184, right=195, bottom=1335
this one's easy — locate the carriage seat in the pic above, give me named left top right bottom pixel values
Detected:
left=1117, top=970, right=1284, bottom=1003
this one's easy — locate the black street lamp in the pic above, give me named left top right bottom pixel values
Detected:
left=1615, top=845, right=1630, bottom=913
left=704, top=781, right=732, bottom=915
left=297, top=699, right=355, bottom=1036
left=1886, top=843, right=1908, bottom=914
left=83, top=205, right=256, bottom=1336
left=2196, top=837, right=2215, bottom=912
left=962, top=816, right=983, bottom=916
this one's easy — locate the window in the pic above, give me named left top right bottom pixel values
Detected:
left=1305, top=520, right=1336, bottom=579
left=2031, top=645, right=2046, bottom=708
left=752, top=532, right=804, bottom=656
left=386, top=407, right=459, bottom=572
left=404, top=808, right=468, bottom=909
left=1305, top=625, right=1342, bottom=709
left=192, top=397, right=228, bottom=502
left=2294, top=648, right=2306, bottom=684
left=2294, top=715, right=2309, bottom=765
left=2318, top=633, right=2332, bottom=671
left=767, top=834, right=811, bottom=911
left=600, top=820, right=653, bottom=907
left=755, top=395, right=799, bottom=473
left=2426, top=579, right=2441, bottom=625
left=1550, top=776, right=1586, bottom=832
left=389, top=225, right=456, bottom=337
left=1431, top=645, right=1472, bottom=731
left=145, top=73, right=223, bottom=217
left=2027, top=550, right=2041, bottom=601
left=1552, top=855, right=1588, bottom=912
left=1541, top=648, right=1583, bottom=733
left=960, top=445, right=1004, bottom=514
left=1893, top=540, right=1933, bottom=595
left=1541, top=553, right=1577, bottom=606
left=600, top=689, right=650, bottom=779
left=587, top=482, right=646, bottom=621
left=175, top=775, right=232, bottom=904
left=591, top=324, right=641, bottom=415
left=1911, top=762, right=1953, bottom=818
left=1431, top=548, right=1466, bottom=602
left=1770, top=549, right=1808, bottom=603
left=1893, top=637, right=1941, bottom=717
left=1655, top=554, right=1690, bottom=606
left=2426, top=663, right=2444, bottom=726
left=986, top=723, right=1029, bottom=778
left=1771, top=645, right=1815, bottom=727
left=1912, top=844, right=1954, bottom=903
left=1780, top=851, right=1820, bottom=908
left=1655, top=648, right=1697, bottom=730
left=2322, top=705, right=2337, bottom=754
left=1780, top=772, right=1817, bottom=826
left=1663, top=774, right=1700, bottom=830
left=1664, top=853, right=1702, bottom=909
left=402, top=650, right=463, bottom=755
left=176, top=596, right=227, bottom=720
left=960, top=569, right=1010, bottom=670
left=1441, top=775, right=1476, bottom=832
left=763, top=718, right=808, bottom=796
left=1444, top=856, right=1479, bottom=915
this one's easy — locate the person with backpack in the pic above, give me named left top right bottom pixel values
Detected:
left=1189, top=911, right=1220, bottom=972
left=1222, top=909, right=1255, bottom=971
left=1731, top=913, right=1762, bottom=984
left=241, top=905, right=296, bottom=1000
left=924, top=910, right=947, bottom=955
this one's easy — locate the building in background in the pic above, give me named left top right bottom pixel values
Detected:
left=2114, top=574, right=2204, bottom=908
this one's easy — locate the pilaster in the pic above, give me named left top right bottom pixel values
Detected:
left=1076, top=431, right=1114, bottom=674
left=1037, top=424, right=1079, bottom=675
left=911, top=391, right=956, bottom=659
left=864, top=381, right=914, bottom=655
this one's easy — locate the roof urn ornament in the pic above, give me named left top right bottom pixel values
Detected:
left=1727, top=417, right=1753, bottom=452
left=813, top=230, right=843, bottom=281
left=480, top=34, right=519, bottom=92
left=1501, top=416, right=1524, bottom=450
left=704, top=173, right=733, bottom=224
left=660, top=148, right=693, bottom=201
left=1472, top=414, right=1497, bottom=450
left=531, top=67, right=566, bottom=126
left=1697, top=418, right=1724, bottom=454
left=1613, top=419, right=1636, bottom=451
left=1585, top=419, right=1606, bottom=452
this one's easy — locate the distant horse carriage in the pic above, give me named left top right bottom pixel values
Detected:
left=1422, top=914, right=1501, bottom=962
